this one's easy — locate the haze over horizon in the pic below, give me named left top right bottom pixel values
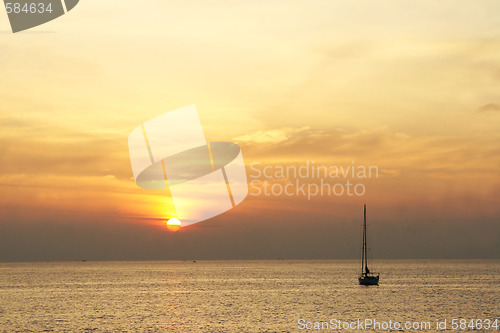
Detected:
left=0, top=0, right=499, bottom=261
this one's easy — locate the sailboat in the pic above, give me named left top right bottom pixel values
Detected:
left=359, top=204, right=379, bottom=285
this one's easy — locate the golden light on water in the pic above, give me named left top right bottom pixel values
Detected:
left=166, top=218, right=182, bottom=232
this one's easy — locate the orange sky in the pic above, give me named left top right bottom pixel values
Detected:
left=0, top=0, right=499, bottom=260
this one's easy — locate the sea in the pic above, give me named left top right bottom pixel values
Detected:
left=0, top=260, right=498, bottom=332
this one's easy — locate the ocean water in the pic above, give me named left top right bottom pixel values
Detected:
left=0, top=260, right=498, bottom=332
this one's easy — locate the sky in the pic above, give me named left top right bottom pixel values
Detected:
left=0, top=0, right=499, bottom=261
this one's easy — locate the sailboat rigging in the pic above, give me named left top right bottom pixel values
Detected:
left=359, top=204, right=379, bottom=285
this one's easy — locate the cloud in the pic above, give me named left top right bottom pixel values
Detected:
left=233, top=125, right=500, bottom=181
left=477, top=103, right=500, bottom=112
left=233, top=127, right=310, bottom=145
left=0, top=115, right=131, bottom=179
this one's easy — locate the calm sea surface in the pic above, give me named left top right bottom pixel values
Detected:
left=0, top=260, right=498, bottom=332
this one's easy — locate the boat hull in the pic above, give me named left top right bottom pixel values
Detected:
left=358, top=275, right=379, bottom=285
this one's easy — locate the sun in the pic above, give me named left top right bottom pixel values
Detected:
left=166, top=218, right=182, bottom=232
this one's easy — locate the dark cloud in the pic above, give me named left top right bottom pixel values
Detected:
left=0, top=198, right=498, bottom=262
left=477, top=103, right=500, bottom=112
left=0, top=115, right=131, bottom=179
left=235, top=126, right=500, bottom=170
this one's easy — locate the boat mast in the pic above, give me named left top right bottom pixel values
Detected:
left=362, top=204, right=368, bottom=275
left=361, top=205, right=365, bottom=275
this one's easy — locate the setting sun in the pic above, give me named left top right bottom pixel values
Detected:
left=166, top=218, right=182, bottom=232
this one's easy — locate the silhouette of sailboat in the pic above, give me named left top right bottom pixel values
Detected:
left=359, top=205, right=379, bottom=285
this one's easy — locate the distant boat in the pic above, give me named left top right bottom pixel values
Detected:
left=358, top=205, right=379, bottom=286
